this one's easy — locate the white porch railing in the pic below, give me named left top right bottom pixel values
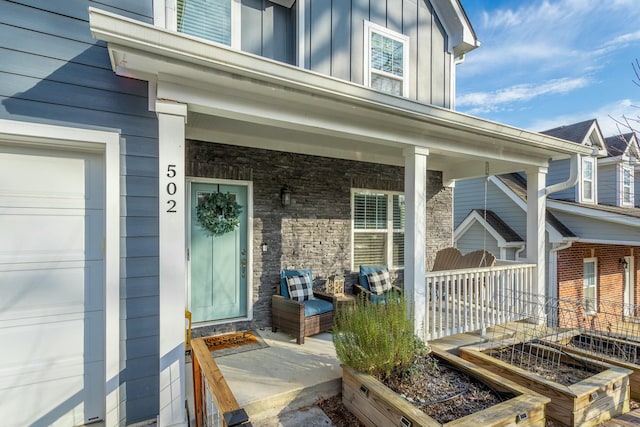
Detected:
left=422, top=262, right=537, bottom=341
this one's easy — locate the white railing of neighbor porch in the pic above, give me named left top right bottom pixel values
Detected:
left=423, top=262, right=537, bottom=341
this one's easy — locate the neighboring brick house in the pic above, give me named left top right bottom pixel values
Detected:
left=455, top=119, right=640, bottom=324
left=1, top=1, right=590, bottom=425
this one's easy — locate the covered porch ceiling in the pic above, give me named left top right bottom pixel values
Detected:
left=89, top=8, right=592, bottom=182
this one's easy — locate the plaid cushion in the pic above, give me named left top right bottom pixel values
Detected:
left=286, top=274, right=315, bottom=302
left=366, top=269, right=392, bottom=295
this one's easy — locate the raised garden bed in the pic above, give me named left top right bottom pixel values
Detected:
left=540, top=330, right=640, bottom=401
left=342, top=347, right=550, bottom=427
left=460, top=339, right=632, bottom=427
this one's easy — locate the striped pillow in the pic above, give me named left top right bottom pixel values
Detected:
left=366, top=269, right=392, bottom=295
left=286, top=274, right=315, bottom=302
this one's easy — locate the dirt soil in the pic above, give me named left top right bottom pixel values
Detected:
left=317, top=354, right=506, bottom=426
left=317, top=395, right=640, bottom=427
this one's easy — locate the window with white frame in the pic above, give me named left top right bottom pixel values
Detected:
left=581, top=157, right=595, bottom=203
left=352, top=190, right=405, bottom=268
left=583, top=258, right=597, bottom=313
left=364, top=22, right=410, bottom=97
left=622, top=166, right=633, bottom=206
left=177, top=0, right=239, bottom=47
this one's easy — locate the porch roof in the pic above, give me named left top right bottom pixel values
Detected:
left=89, top=8, right=592, bottom=182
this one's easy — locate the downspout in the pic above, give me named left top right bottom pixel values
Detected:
left=548, top=240, right=577, bottom=315
left=515, top=244, right=526, bottom=260
left=545, top=154, right=580, bottom=195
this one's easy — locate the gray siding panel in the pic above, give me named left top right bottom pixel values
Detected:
left=305, top=0, right=451, bottom=106
left=457, top=221, right=500, bottom=257
left=331, top=0, right=351, bottom=81
left=1, top=1, right=159, bottom=423
left=551, top=211, right=640, bottom=244
left=240, top=0, right=295, bottom=64
left=547, top=159, right=575, bottom=201
left=598, top=164, right=617, bottom=206
left=309, top=0, right=332, bottom=74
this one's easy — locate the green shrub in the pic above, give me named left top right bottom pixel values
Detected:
left=332, top=292, right=427, bottom=380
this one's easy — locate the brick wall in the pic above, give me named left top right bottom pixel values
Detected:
left=557, top=242, right=640, bottom=326
left=186, top=140, right=452, bottom=331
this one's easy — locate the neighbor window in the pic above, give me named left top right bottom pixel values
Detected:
left=364, top=22, right=410, bottom=97
left=622, top=166, right=633, bottom=206
left=177, top=0, right=239, bottom=47
left=581, top=157, right=595, bottom=203
left=583, top=258, right=597, bottom=313
left=352, top=190, right=405, bottom=268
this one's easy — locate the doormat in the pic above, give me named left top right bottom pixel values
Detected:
left=203, top=331, right=268, bottom=358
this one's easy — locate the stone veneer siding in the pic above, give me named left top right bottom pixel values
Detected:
left=187, top=140, right=453, bottom=333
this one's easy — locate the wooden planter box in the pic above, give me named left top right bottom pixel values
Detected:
left=460, top=340, right=632, bottom=427
left=342, top=348, right=550, bottom=427
left=540, top=330, right=640, bottom=401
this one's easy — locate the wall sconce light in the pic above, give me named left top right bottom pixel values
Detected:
left=280, top=185, right=291, bottom=207
left=261, top=242, right=268, bottom=253
left=620, top=258, right=628, bottom=269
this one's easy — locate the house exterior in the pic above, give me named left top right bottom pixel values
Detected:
left=0, top=1, right=591, bottom=426
left=455, top=119, right=640, bottom=324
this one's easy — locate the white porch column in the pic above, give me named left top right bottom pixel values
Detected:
left=404, top=146, right=428, bottom=340
left=526, top=167, right=548, bottom=299
left=156, top=100, right=188, bottom=427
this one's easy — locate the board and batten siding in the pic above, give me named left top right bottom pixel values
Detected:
left=241, top=0, right=296, bottom=64
left=0, top=1, right=159, bottom=424
left=303, top=0, right=452, bottom=107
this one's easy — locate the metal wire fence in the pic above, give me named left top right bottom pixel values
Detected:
left=481, top=292, right=640, bottom=382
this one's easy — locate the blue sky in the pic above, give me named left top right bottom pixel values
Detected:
left=456, top=0, right=640, bottom=137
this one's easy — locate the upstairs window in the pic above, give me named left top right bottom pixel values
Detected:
left=177, top=0, right=239, bottom=47
left=364, top=22, right=409, bottom=97
left=352, top=190, right=405, bottom=269
left=622, top=166, right=633, bottom=206
left=581, top=157, right=595, bottom=203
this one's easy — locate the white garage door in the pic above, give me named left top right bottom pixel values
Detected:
left=0, top=143, right=105, bottom=426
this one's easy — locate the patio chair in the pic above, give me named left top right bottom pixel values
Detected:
left=353, top=265, right=403, bottom=304
left=272, top=269, right=335, bottom=344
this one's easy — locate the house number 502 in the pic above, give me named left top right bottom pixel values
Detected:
left=166, top=164, right=177, bottom=213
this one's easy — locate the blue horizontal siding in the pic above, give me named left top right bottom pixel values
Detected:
left=1, top=1, right=160, bottom=423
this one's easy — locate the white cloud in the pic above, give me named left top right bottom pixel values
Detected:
left=458, top=77, right=590, bottom=114
left=526, top=99, right=640, bottom=136
left=461, top=0, right=640, bottom=78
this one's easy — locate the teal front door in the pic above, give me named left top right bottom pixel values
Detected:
left=190, top=182, right=248, bottom=322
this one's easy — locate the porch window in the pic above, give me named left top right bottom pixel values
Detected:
left=352, top=190, right=405, bottom=268
left=622, top=166, right=633, bottom=206
left=581, top=157, right=595, bottom=203
left=364, top=21, right=409, bottom=97
left=583, top=258, right=597, bottom=314
left=177, top=0, right=240, bottom=47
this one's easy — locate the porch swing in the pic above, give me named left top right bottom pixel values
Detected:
left=432, top=161, right=496, bottom=271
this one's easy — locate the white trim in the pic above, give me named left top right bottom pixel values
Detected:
left=568, top=238, right=640, bottom=246
left=363, top=21, right=410, bottom=97
left=453, top=210, right=524, bottom=250
left=153, top=0, right=166, bottom=28
left=297, top=0, right=305, bottom=68
left=0, top=119, right=121, bottom=426
left=547, top=200, right=640, bottom=227
left=624, top=255, right=635, bottom=316
left=185, top=177, right=254, bottom=326
left=583, top=257, right=598, bottom=315
left=231, top=0, right=241, bottom=49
